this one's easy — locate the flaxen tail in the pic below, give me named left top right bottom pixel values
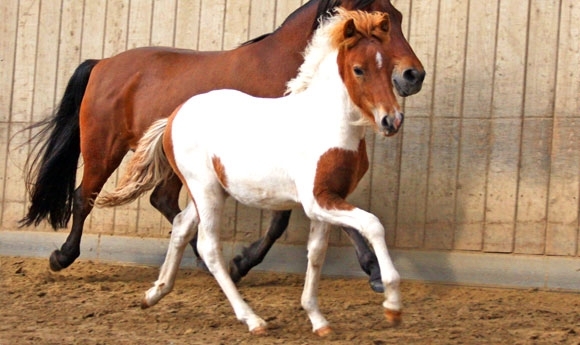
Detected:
left=96, top=119, right=172, bottom=207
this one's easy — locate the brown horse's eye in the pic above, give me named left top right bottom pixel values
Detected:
left=353, top=66, right=364, bottom=76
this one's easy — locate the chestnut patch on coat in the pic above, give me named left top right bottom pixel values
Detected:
left=313, top=140, right=369, bottom=210
left=212, top=156, right=228, bottom=188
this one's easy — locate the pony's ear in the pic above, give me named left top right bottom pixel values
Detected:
left=379, top=14, right=390, bottom=34
left=343, top=18, right=356, bottom=39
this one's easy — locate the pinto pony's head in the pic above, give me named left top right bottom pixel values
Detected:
left=333, top=9, right=403, bottom=136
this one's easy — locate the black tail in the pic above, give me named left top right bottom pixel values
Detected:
left=19, top=59, right=100, bottom=229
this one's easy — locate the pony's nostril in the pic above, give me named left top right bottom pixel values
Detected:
left=381, top=116, right=392, bottom=129
left=403, top=68, right=425, bottom=84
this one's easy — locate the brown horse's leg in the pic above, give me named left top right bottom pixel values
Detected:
left=228, top=210, right=292, bottom=283
left=341, top=226, right=384, bottom=293
left=49, top=146, right=127, bottom=271
left=150, top=174, right=182, bottom=223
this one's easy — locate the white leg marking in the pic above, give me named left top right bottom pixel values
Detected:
left=143, top=202, right=199, bottom=307
left=306, top=205, right=401, bottom=313
left=195, top=195, right=267, bottom=333
left=302, top=221, right=331, bottom=333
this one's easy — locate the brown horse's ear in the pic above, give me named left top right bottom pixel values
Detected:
left=343, top=18, right=356, bottom=39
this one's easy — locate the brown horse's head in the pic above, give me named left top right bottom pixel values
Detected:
left=338, top=0, right=425, bottom=97
left=333, top=10, right=403, bottom=136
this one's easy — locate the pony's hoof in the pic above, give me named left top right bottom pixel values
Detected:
left=250, top=325, right=268, bottom=336
left=314, top=325, right=333, bottom=337
left=369, top=279, right=384, bottom=293
left=140, top=299, right=150, bottom=309
left=384, top=309, right=402, bottom=326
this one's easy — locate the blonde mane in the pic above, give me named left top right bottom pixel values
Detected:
left=285, top=8, right=391, bottom=95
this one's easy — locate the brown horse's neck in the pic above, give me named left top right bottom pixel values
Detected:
left=262, top=0, right=319, bottom=54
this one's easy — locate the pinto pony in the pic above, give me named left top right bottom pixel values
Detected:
left=21, top=0, right=424, bottom=292
left=97, top=9, right=403, bottom=335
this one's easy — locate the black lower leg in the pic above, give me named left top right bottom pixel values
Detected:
left=229, top=210, right=292, bottom=283
left=341, top=226, right=384, bottom=293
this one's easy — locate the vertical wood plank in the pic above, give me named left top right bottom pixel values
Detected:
left=396, top=118, right=430, bottom=248
left=424, top=0, right=468, bottom=250
left=0, top=1, right=18, bottom=122
left=546, top=119, right=579, bottom=256
left=223, top=0, right=250, bottom=50
left=424, top=119, right=460, bottom=250
left=394, top=0, right=438, bottom=249
left=432, top=0, right=467, bottom=119
left=462, top=0, right=498, bottom=118
left=547, top=0, right=580, bottom=256
left=0, top=2, right=21, bottom=228
left=4, top=0, right=40, bottom=228
left=151, top=0, right=177, bottom=47
left=454, top=0, right=498, bottom=251
left=454, top=119, right=489, bottom=250
left=127, top=0, right=153, bottom=49
left=515, top=119, right=553, bottom=254
left=81, top=0, right=107, bottom=59
left=491, top=0, right=528, bottom=119
left=56, top=0, right=84, bottom=97
left=483, top=0, right=530, bottom=253
left=515, top=0, right=560, bottom=254
left=174, top=0, right=201, bottom=49
left=197, top=0, right=225, bottom=50
left=483, top=119, right=521, bottom=252
left=32, top=1, right=62, bottom=122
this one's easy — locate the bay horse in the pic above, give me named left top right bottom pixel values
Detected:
left=20, top=0, right=424, bottom=292
left=97, top=9, right=402, bottom=335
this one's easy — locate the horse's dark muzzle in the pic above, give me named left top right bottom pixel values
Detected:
left=393, top=68, right=425, bottom=97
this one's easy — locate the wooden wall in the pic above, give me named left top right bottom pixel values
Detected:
left=1, top=0, right=579, bottom=259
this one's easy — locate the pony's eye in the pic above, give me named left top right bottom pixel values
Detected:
left=353, top=66, right=364, bottom=76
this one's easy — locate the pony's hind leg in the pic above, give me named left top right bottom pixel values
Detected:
left=149, top=175, right=208, bottom=270
left=195, top=195, right=267, bottom=334
left=229, top=210, right=291, bottom=283
left=142, top=201, right=199, bottom=308
left=302, top=221, right=332, bottom=336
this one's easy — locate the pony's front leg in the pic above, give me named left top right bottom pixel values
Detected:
left=142, top=202, right=199, bottom=308
left=353, top=211, right=402, bottom=325
left=196, top=201, right=267, bottom=335
left=302, top=221, right=332, bottom=336
left=309, top=206, right=402, bottom=326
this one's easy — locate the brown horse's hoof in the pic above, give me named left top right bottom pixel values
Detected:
left=314, top=325, right=333, bottom=337
left=250, top=325, right=268, bottom=336
left=49, top=251, right=64, bottom=272
left=384, top=309, right=402, bottom=326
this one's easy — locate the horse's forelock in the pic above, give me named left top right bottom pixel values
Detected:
left=329, top=10, right=390, bottom=49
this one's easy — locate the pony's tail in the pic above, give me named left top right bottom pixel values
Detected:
left=96, top=119, right=172, bottom=207
left=19, top=59, right=99, bottom=229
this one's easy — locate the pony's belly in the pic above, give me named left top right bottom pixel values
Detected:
left=227, top=181, right=299, bottom=211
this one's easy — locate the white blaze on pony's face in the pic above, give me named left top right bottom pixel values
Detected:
left=335, top=11, right=403, bottom=136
